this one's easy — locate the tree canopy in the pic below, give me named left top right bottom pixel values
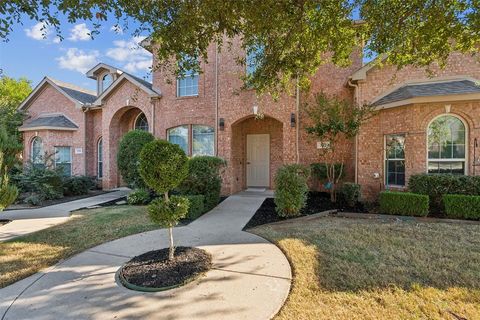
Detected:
left=2, top=1, right=479, bottom=95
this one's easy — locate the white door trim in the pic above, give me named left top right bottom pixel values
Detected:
left=246, top=134, right=270, bottom=187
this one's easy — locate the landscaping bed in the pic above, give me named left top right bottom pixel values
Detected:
left=0, top=219, right=11, bottom=227
left=244, top=192, right=365, bottom=229
left=119, top=247, right=212, bottom=291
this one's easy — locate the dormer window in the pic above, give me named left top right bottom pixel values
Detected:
left=101, top=73, right=113, bottom=93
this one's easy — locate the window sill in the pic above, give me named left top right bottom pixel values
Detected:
left=385, top=185, right=406, bottom=190
left=176, top=95, right=199, bottom=100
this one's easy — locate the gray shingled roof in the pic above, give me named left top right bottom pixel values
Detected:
left=20, top=115, right=78, bottom=130
left=373, top=79, right=480, bottom=106
left=125, top=72, right=154, bottom=91
left=57, top=85, right=97, bottom=103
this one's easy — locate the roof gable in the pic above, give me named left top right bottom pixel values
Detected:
left=19, top=114, right=79, bottom=131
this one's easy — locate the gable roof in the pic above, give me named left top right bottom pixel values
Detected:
left=93, top=72, right=160, bottom=105
left=350, top=54, right=388, bottom=81
left=19, top=77, right=96, bottom=110
left=86, top=63, right=123, bottom=79
left=372, top=78, right=480, bottom=108
left=19, top=114, right=79, bottom=131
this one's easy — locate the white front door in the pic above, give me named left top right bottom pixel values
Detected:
left=246, top=134, right=270, bottom=187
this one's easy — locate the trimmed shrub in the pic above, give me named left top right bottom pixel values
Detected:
left=184, top=195, right=205, bottom=220
left=117, top=130, right=154, bottom=189
left=379, top=191, right=429, bottom=217
left=127, top=189, right=151, bottom=205
left=24, top=194, right=41, bottom=206
left=274, top=164, right=311, bottom=217
left=340, top=182, right=361, bottom=208
left=443, top=194, right=480, bottom=220
left=148, top=195, right=189, bottom=227
left=62, top=176, right=95, bottom=196
left=177, top=156, right=226, bottom=211
left=408, top=174, right=480, bottom=212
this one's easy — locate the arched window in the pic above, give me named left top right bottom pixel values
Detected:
left=427, top=115, right=466, bottom=174
left=97, top=137, right=103, bottom=179
left=102, top=74, right=113, bottom=92
left=167, top=125, right=189, bottom=154
left=134, top=113, right=149, bottom=132
left=31, top=136, right=43, bottom=164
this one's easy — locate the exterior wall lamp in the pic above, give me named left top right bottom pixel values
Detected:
left=219, top=118, right=225, bottom=131
left=290, top=113, right=296, bottom=127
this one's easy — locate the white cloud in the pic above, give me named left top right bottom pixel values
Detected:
left=110, top=25, right=124, bottom=35
left=56, top=48, right=99, bottom=73
left=25, top=22, right=51, bottom=41
left=106, top=36, right=151, bottom=73
left=68, top=23, right=91, bottom=41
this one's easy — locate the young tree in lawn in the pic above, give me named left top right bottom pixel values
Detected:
left=0, top=151, right=18, bottom=211
left=305, top=92, right=373, bottom=202
left=139, top=139, right=189, bottom=260
left=2, top=2, right=478, bottom=96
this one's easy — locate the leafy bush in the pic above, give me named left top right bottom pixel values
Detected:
left=408, top=174, right=480, bottom=212
left=310, top=162, right=345, bottom=181
left=177, top=156, right=225, bottom=211
left=443, top=194, right=480, bottom=220
left=24, top=194, right=41, bottom=206
left=62, top=176, right=95, bottom=196
left=379, top=191, right=429, bottom=217
left=117, top=130, right=154, bottom=188
left=274, top=164, right=311, bottom=217
left=148, top=195, right=189, bottom=226
left=340, top=182, right=361, bottom=207
left=139, top=139, right=190, bottom=260
left=183, top=195, right=205, bottom=220
left=127, top=189, right=151, bottom=205
left=13, top=161, right=64, bottom=202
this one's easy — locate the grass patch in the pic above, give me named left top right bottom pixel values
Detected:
left=251, top=217, right=480, bottom=320
left=0, top=205, right=158, bottom=288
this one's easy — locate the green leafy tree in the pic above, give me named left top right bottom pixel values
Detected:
left=139, top=139, right=189, bottom=260
left=0, top=151, right=18, bottom=211
left=117, top=130, right=154, bottom=189
left=1, top=2, right=478, bottom=95
left=305, top=92, right=373, bottom=202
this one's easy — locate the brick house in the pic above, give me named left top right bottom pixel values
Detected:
left=18, top=40, right=480, bottom=199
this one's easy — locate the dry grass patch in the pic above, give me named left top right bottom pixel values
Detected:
left=0, top=205, right=158, bottom=288
left=252, top=217, right=480, bottom=320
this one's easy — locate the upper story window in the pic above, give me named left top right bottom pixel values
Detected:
left=385, top=134, right=405, bottom=186
left=54, top=146, right=72, bottom=176
left=134, top=113, right=149, bottom=132
left=167, top=124, right=215, bottom=156
left=31, top=136, right=43, bottom=164
left=427, top=115, right=466, bottom=174
left=246, top=44, right=264, bottom=77
left=101, top=73, right=113, bottom=93
left=177, top=56, right=199, bottom=97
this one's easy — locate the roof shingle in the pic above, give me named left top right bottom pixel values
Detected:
left=19, top=115, right=78, bottom=130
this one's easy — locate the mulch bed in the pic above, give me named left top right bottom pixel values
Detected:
left=0, top=219, right=11, bottom=227
left=120, top=246, right=212, bottom=290
left=244, top=192, right=367, bottom=229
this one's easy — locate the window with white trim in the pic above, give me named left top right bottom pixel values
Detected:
left=97, top=138, right=103, bottom=179
left=167, top=125, right=189, bottom=154
left=134, top=113, right=149, bottom=131
left=31, top=136, right=44, bottom=165
left=54, top=146, right=72, bottom=176
left=177, top=56, right=199, bottom=97
left=385, top=134, right=405, bottom=186
left=427, top=115, right=466, bottom=174
left=246, top=44, right=264, bottom=77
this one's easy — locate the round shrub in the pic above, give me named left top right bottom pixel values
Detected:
left=274, top=164, right=310, bottom=217
left=127, top=189, right=151, bottom=205
left=139, top=140, right=189, bottom=194
left=183, top=194, right=206, bottom=220
left=62, top=176, right=95, bottom=196
left=340, top=182, right=361, bottom=208
left=177, top=156, right=225, bottom=211
left=148, top=195, right=189, bottom=227
left=117, top=130, right=154, bottom=188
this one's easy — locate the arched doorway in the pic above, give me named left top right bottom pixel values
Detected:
left=230, top=115, right=284, bottom=193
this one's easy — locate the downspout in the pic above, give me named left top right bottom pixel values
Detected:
left=151, top=98, right=156, bottom=136
left=348, top=79, right=359, bottom=184
left=215, top=43, right=219, bottom=156
left=82, top=103, right=90, bottom=176
left=295, top=78, right=300, bottom=164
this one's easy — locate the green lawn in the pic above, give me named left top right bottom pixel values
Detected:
left=251, top=217, right=480, bottom=320
left=0, top=205, right=159, bottom=288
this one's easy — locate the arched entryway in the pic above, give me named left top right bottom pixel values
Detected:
left=230, top=115, right=284, bottom=193
left=105, top=106, right=150, bottom=188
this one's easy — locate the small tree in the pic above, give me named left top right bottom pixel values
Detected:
left=305, top=92, right=373, bottom=202
left=0, top=151, right=18, bottom=211
left=117, top=130, right=154, bottom=188
left=139, top=140, right=189, bottom=260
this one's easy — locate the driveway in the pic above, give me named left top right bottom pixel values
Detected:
left=0, top=191, right=292, bottom=320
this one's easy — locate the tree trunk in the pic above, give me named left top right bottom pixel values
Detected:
left=164, top=192, right=175, bottom=261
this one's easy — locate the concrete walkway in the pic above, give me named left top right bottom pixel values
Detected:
left=0, top=189, right=129, bottom=241
left=0, top=191, right=292, bottom=320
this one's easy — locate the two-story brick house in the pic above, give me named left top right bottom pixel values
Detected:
left=18, top=38, right=480, bottom=199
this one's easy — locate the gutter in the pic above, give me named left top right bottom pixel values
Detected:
left=215, top=43, right=219, bottom=156
left=295, top=78, right=300, bottom=164
left=348, top=78, right=359, bottom=184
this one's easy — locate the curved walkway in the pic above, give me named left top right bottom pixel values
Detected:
left=0, top=192, right=291, bottom=320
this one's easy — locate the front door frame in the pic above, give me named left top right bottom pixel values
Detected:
left=246, top=133, right=270, bottom=187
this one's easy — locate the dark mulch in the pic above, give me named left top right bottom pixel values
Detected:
left=0, top=219, right=11, bottom=227
left=120, top=246, right=212, bottom=289
left=244, top=192, right=368, bottom=229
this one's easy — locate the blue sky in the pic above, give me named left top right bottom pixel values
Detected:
left=0, top=18, right=152, bottom=91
